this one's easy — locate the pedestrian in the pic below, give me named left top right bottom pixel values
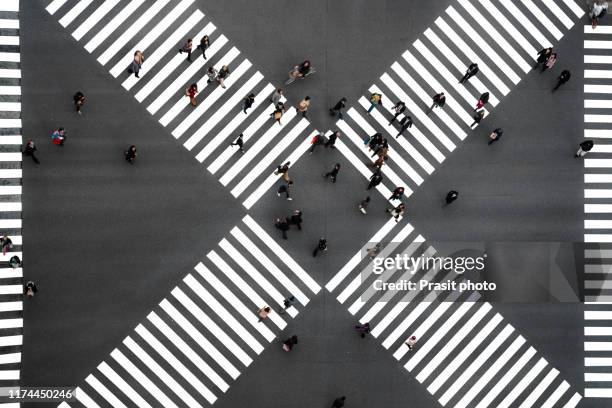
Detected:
left=553, top=70, right=571, bottom=91
left=358, top=196, right=370, bottom=214
left=230, top=133, right=244, bottom=152
left=470, top=110, right=485, bottom=128
left=73, top=91, right=85, bottom=114
left=576, top=140, right=595, bottom=158
left=51, top=127, right=66, bottom=146
left=178, top=38, right=192, bottom=61
left=25, top=281, right=37, bottom=299
left=366, top=243, right=381, bottom=259
left=405, top=335, right=417, bottom=351
left=275, top=161, right=291, bottom=182
left=488, top=128, right=503, bottom=145
left=277, top=180, right=293, bottom=200
left=185, top=82, right=198, bottom=106
left=296, top=96, right=310, bottom=118
left=388, top=186, right=405, bottom=201
left=459, top=62, right=479, bottom=83
left=216, top=65, right=230, bottom=88
left=368, top=132, right=383, bottom=151
left=387, top=203, right=406, bottom=222
left=270, top=88, right=283, bottom=105
left=474, top=92, right=489, bottom=111
left=243, top=93, right=255, bottom=114
left=197, top=34, right=209, bottom=59
left=331, top=396, right=346, bottom=408
left=309, top=133, right=325, bottom=154
left=355, top=322, right=371, bottom=338
left=22, top=140, right=39, bottom=164
left=313, top=237, right=328, bottom=257
left=8, top=255, right=21, bottom=269
left=534, top=47, right=552, bottom=70
left=325, top=131, right=339, bottom=148
left=541, top=52, right=557, bottom=72
left=275, top=218, right=290, bottom=240
left=282, top=335, right=298, bottom=352
left=125, top=145, right=137, bottom=164
left=1, top=235, right=12, bottom=256
left=591, top=0, right=609, bottom=29
left=206, top=66, right=217, bottom=84
left=271, top=103, right=284, bottom=125
left=367, top=170, right=383, bottom=190
left=257, top=306, right=271, bottom=322
left=324, top=163, right=341, bottom=183
left=373, top=154, right=386, bottom=169
left=127, top=50, right=144, bottom=78
left=371, top=138, right=389, bottom=158
left=278, top=296, right=296, bottom=315
left=445, top=190, right=459, bottom=205
left=329, top=97, right=347, bottom=119
left=389, top=101, right=406, bottom=125
left=288, top=210, right=303, bottom=230
left=427, top=92, right=445, bottom=114
left=367, top=92, right=382, bottom=114
left=396, top=115, right=413, bottom=138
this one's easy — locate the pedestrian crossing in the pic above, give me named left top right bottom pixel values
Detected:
left=0, top=0, right=22, bottom=392
left=334, top=0, right=583, bottom=198
left=45, top=0, right=318, bottom=210
left=582, top=23, right=612, bottom=399
left=62, top=214, right=320, bottom=408
left=326, top=219, right=582, bottom=408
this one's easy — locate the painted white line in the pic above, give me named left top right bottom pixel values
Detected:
left=0, top=186, right=21, bottom=195
left=585, top=188, right=612, bottom=197
left=586, top=357, right=612, bottom=366
left=0, top=136, right=21, bottom=145
left=586, top=40, right=612, bottom=49
left=563, top=0, right=585, bottom=18
left=586, top=326, right=612, bottom=335
left=98, top=361, right=152, bottom=408
left=0, top=102, right=20, bottom=111
left=585, top=310, right=612, bottom=319
left=585, top=129, right=612, bottom=138
left=586, top=281, right=612, bottom=289
left=563, top=393, right=582, bottom=406
left=0, top=219, right=20, bottom=228
left=499, top=1, right=552, bottom=48
left=497, top=358, right=548, bottom=408
left=585, top=220, right=612, bottom=229
left=85, top=374, right=127, bottom=408
left=0, top=352, right=20, bottom=364
left=586, top=234, right=612, bottom=242
left=585, top=249, right=612, bottom=257
left=0, top=286, right=23, bottom=295
left=585, top=264, right=612, bottom=273
left=59, top=0, right=94, bottom=27
left=85, top=0, right=145, bottom=53
left=585, top=25, right=612, bottom=34
left=521, top=0, right=564, bottom=39
left=46, top=0, right=67, bottom=15
left=585, top=388, right=612, bottom=397
left=585, top=159, right=612, bottom=168
left=585, top=114, right=612, bottom=123
left=518, top=368, right=559, bottom=408
left=72, top=0, right=121, bottom=41
left=75, top=386, right=101, bottom=408
left=585, top=55, right=612, bottom=64
left=586, top=98, right=612, bottom=107
left=0, top=119, right=21, bottom=128
left=0, top=86, right=20, bottom=95
left=586, top=341, right=612, bottom=350
left=477, top=0, right=537, bottom=56
left=0, top=335, right=21, bottom=346
left=0, top=301, right=22, bottom=312
left=0, top=69, right=20, bottom=78
left=0, top=202, right=21, bottom=212
left=541, top=381, right=571, bottom=408
left=585, top=84, right=612, bottom=94
left=0, top=37, right=18, bottom=46
left=0, top=20, right=19, bottom=29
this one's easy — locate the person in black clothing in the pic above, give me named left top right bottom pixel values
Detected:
left=475, top=92, right=489, bottom=111
left=282, top=335, right=298, bottom=352
left=278, top=296, right=296, bottom=315
left=397, top=115, right=413, bottom=138
left=230, top=133, right=244, bottom=152
left=178, top=38, right=193, bottom=61
left=25, top=281, right=37, bottom=298
left=242, top=93, right=255, bottom=114
left=197, top=35, right=209, bottom=59
left=576, top=140, right=594, bottom=157
left=367, top=170, right=383, bottom=190
left=216, top=65, right=230, bottom=88
left=309, top=133, right=325, bottom=154
left=275, top=218, right=289, bottom=240
left=488, top=128, right=503, bottom=145
left=125, top=145, right=137, bottom=164
left=73, top=91, right=85, bottom=114
left=553, top=70, right=571, bottom=91
left=277, top=181, right=293, bottom=200
left=325, top=131, right=339, bottom=148
left=459, top=62, right=479, bottom=83
left=329, top=97, right=347, bottom=119
left=355, top=322, right=371, bottom=338
left=368, top=132, right=383, bottom=152
left=389, top=101, right=406, bottom=125
left=389, top=187, right=405, bottom=201
left=313, top=238, right=328, bottom=257
left=445, top=190, right=459, bottom=205
left=427, top=92, right=445, bottom=114
left=288, top=210, right=302, bottom=230
left=534, top=47, right=552, bottom=70
left=331, top=396, right=346, bottom=408
left=324, top=163, right=341, bottom=183
left=9, top=255, right=21, bottom=269
left=470, top=110, right=485, bottom=128
left=371, top=139, right=388, bottom=158
left=22, top=140, right=39, bottom=164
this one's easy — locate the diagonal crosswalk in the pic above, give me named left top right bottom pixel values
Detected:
left=333, top=0, right=583, bottom=199
left=60, top=215, right=319, bottom=408
left=46, top=0, right=318, bottom=210
left=326, top=219, right=582, bottom=408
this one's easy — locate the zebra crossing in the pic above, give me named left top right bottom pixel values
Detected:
left=60, top=214, right=319, bottom=408
left=45, top=0, right=317, bottom=210
left=326, top=218, right=582, bottom=408
left=334, top=0, right=583, bottom=198
left=583, top=23, right=612, bottom=399
left=0, top=0, right=22, bottom=392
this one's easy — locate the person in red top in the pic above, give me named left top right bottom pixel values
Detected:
left=185, top=83, right=198, bottom=106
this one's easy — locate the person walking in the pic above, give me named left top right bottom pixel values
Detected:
left=367, top=92, right=382, bottom=114
left=358, top=196, right=370, bottom=214
left=206, top=66, right=217, bottom=85
left=331, top=396, right=346, bottom=408
left=278, top=296, right=296, bottom=315
left=389, top=101, right=406, bottom=125
left=325, top=131, right=339, bottom=148
left=25, top=281, right=37, bottom=299
left=373, top=154, right=386, bottom=169
left=185, top=83, right=198, bottom=106
left=270, top=88, right=283, bottom=105
left=282, top=335, right=298, bottom=352
left=125, top=145, right=137, bottom=164
left=309, top=133, right=325, bottom=154
left=324, top=163, right=341, bottom=183
left=355, top=322, right=371, bottom=338
left=366, top=243, right=382, bottom=259
left=128, top=50, right=144, bottom=78
left=367, top=170, right=383, bottom=190
left=459, top=62, right=479, bottom=83
left=271, top=103, right=284, bottom=125
left=178, top=38, right=193, bottom=61
left=288, top=210, right=303, bottom=230
left=275, top=218, right=290, bottom=239
left=277, top=180, right=293, bottom=200
left=445, top=190, right=459, bottom=205
left=8, top=255, right=21, bottom=269
left=243, top=93, right=255, bottom=114
left=1, top=235, right=12, bottom=256
left=405, top=335, right=417, bottom=351
left=275, top=161, right=291, bottom=182
left=296, top=96, right=311, bottom=118
left=541, top=52, right=557, bottom=73
left=73, top=91, right=85, bottom=114
left=590, top=0, right=609, bottom=29
left=534, top=47, right=552, bottom=70
left=313, top=237, right=328, bottom=257
left=576, top=140, right=595, bottom=158
left=553, top=70, right=571, bottom=91
left=230, top=133, right=244, bottom=152
left=368, top=132, right=383, bottom=152
left=51, top=127, right=66, bottom=146
left=197, top=34, right=209, bottom=59
left=427, top=92, right=445, bottom=114
left=474, top=92, right=489, bottom=111
left=216, top=65, right=230, bottom=88
left=389, top=186, right=405, bottom=201
left=470, top=110, right=485, bottom=128
left=396, top=115, right=413, bottom=138
left=257, top=306, right=271, bottom=322
left=22, top=140, right=39, bottom=164
left=371, top=139, right=388, bottom=158
left=488, top=128, right=503, bottom=145
left=329, top=97, right=347, bottom=119
left=387, top=203, right=406, bottom=222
